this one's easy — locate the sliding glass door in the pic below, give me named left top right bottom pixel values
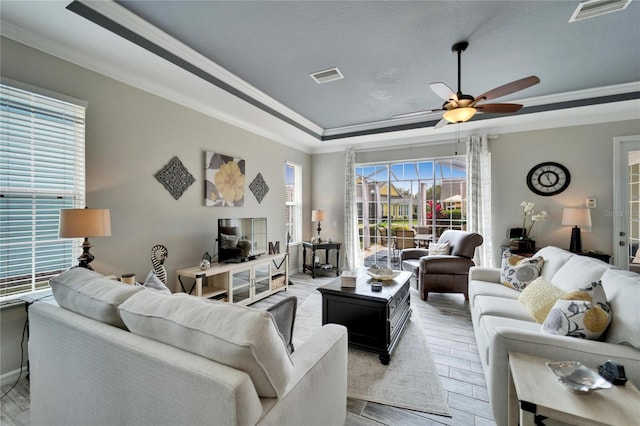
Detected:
left=355, top=156, right=467, bottom=267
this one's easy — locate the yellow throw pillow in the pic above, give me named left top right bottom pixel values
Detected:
left=518, top=277, right=566, bottom=323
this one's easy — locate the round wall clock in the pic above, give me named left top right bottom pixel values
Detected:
left=526, top=162, right=571, bottom=196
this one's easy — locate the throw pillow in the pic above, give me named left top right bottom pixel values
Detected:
left=265, top=296, right=297, bottom=354
left=500, top=250, right=544, bottom=291
left=542, top=280, right=611, bottom=340
left=518, top=277, right=566, bottom=323
left=135, top=270, right=171, bottom=294
left=428, top=242, right=450, bottom=255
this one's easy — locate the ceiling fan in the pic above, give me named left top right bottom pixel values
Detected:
left=397, top=41, right=540, bottom=129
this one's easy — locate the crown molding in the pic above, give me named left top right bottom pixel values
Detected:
left=77, top=0, right=323, bottom=136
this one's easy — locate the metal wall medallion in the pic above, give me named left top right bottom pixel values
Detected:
left=155, top=156, right=195, bottom=200
left=249, top=172, right=269, bottom=203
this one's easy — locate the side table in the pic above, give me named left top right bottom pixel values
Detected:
left=580, top=251, right=611, bottom=263
left=20, top=290, right=58, bottom=379
left=508, top=351, right=640, bottom=426
left=302, top=241, right=341, bottom=278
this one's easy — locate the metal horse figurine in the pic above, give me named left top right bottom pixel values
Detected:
left=151, top=244, right=168, bottom=284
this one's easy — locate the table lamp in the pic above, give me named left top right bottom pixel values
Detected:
left=311, top=209, right=326, bottom=243
left=561, top=207, right=591, bottom=253
left=59, top=208, right=112, bottom=269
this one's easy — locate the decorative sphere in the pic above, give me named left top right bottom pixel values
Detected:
left=200, top=259, right=211, bottom=270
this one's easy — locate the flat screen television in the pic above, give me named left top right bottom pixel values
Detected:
left=218, top=217, right=268, bottom=263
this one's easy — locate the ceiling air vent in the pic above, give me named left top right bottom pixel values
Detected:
left=310, top=67, right=344, bottom=84
left=569, top=0, right=631, bottom=22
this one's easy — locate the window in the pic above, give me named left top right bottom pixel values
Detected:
left=355, top=156, right=467, bottom=265
left=0, top=82, right=86, bottom=300
left=285, top=161, right=302, bottom=244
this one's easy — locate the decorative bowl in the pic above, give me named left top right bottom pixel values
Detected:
left=366, top=267, right=400, bottom=281
left=546, top=361, right=612, bottom=394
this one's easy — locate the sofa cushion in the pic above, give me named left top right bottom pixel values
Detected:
left=118, top=291, right=293, bottom=397
left=518, top=277, right=566, bottom=323
left=534, top=246, right=574, bottom=282
left=50, top=268, right=143, bottom=329
left=550, top=255, right=610, bottom=293
left=469, top=280, right=520, bottom=306
left=500, top=250, right=544, bottom=291
left=476, top=315, right=542, bottom=366
left=542, top=281, right=611, bottom=340
left=474, top=295, right=534, bottom=322
left=401, top=258, right=420, bottom=277
left=600, top=269, right=640, bottom=349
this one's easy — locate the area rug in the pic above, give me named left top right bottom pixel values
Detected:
left=294, top=293, right=451, bottom=417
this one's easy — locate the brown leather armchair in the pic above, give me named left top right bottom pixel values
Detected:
left=400, top=230, right=483, bottom=301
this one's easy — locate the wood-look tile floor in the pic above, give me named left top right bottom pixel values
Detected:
left=0, top=273, right=495, bottom=426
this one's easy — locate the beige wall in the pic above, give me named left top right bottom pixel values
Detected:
left=489, top=123, right=639, bottom=266
left=0, top=37, right=310, bottom=378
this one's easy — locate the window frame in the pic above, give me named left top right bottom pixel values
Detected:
left=0, top=80, right=87, bottom=302
left=285, top=160, right=302, bottom=245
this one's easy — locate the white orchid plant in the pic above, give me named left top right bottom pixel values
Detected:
left=520, top=201, right=548, bottom=239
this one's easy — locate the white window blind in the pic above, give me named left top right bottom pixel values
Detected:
left=285, top=161, right=302, bottom=244
left=0, top=83, right=86, bottom=300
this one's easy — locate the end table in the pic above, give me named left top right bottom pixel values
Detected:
left=508, top=351, right=640, bottom=426
left=302, top=241, right=341, bottom=278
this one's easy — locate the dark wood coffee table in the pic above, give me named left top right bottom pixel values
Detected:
left=318, top=270, right=412, bottom=364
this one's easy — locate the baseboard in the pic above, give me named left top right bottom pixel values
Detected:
left=0, top=366, right=27, bottom=387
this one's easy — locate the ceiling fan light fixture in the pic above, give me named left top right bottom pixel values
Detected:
left=443, top=107, right=476, bottom=123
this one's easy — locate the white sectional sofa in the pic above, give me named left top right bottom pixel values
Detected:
left=29, top=268, right=348, bottom=426
left=468, top=246, right=640, bottom=426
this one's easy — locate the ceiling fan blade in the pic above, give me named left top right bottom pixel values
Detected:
left=476, top=103, right=523, bottom=113
left=434, top=118, right=449, bottom=129
left=392, top=107, right=443, bottom=119
left=429, top=82, right=457, bottom=101
left=476, top=76, right=540, bottom=102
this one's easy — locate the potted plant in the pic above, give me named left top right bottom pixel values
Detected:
left=510, top=202, right=548, bottom=252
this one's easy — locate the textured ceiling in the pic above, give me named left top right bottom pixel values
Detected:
left=115, top=0, right=640, bottom=130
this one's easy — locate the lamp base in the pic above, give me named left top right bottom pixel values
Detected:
left=569, top=226, right=582, bottom=253
left=77, top=238, right=95, bottom=270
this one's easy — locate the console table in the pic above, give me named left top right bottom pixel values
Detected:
left=175, top=253, right=288, bottom=305
left=302, top=241, right=341, bottom=278
left=318, top=270, right=412, bottom=364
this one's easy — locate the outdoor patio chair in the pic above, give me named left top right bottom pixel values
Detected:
left=393, top=228, right=416, bottom=251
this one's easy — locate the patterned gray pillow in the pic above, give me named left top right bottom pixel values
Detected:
left=542, top=280, right=611, bottom=340
left=500, top=250, right=544, bottom=291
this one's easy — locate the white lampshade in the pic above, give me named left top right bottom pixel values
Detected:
left=311, top=209, right=327, bottom=222
left=561, top=208, right=592, bottom=227
left=443, top=107, right=477, bottom=123
left=59, top=208, right=112, bottom=238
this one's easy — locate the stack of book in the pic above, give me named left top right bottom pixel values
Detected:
left=340, top=270, right=358, bottom=288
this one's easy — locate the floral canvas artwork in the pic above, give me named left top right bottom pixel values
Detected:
left=204, top=151, right=245, bottom=206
